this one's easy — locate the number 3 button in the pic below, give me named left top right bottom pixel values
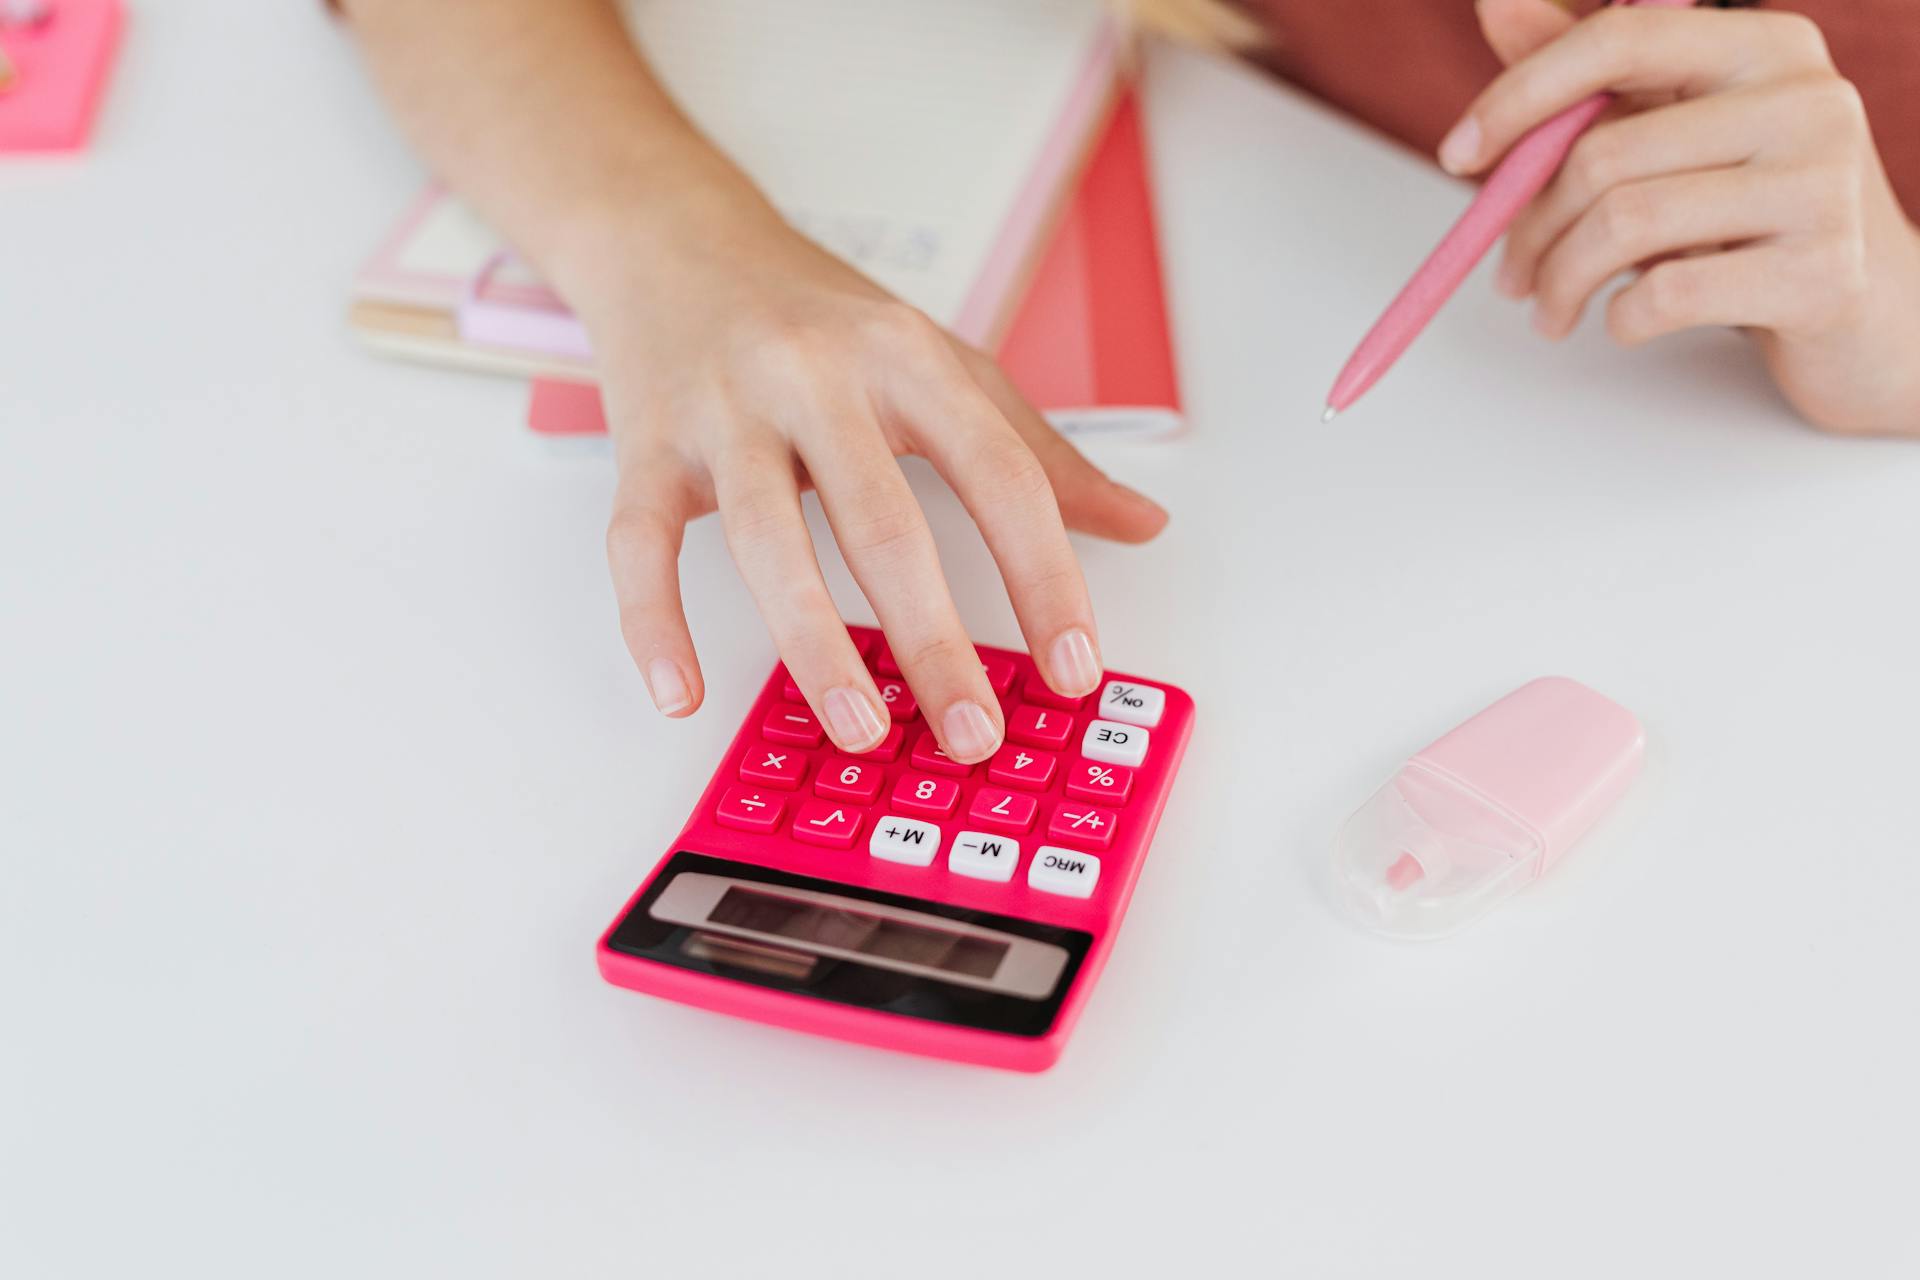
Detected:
left=1080, top=719, right=1148, bottom=768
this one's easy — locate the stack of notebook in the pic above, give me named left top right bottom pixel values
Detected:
left=348, top=0, right=1181, bottom=440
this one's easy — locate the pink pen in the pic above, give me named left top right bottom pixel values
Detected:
left=1322, top=0, right=1696, bottom=420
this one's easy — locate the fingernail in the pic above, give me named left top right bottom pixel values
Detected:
left=941, top=699, right=1000, bottom=763
left=824, top=685, right=887, bottom=753
left=1496, top=257, right=1528, bottom=299
left=1438, top=116, right=1481, bottom=175
left=1048, top=628, right=1102, bottom=698
left=1116, top=482, right=1166, bottom=517
left=646, top=658, right=691, bottom=715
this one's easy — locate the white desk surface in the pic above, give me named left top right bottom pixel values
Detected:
left=5, top=4, right=1918, bottom=1276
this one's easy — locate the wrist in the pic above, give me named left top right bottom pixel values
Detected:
left=543, top=140, right=785, bottom=330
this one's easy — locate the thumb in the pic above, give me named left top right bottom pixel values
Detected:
left=1476, top=0, right=1577, bottom=66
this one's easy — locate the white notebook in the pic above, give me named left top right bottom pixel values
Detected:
left=352, top=0, right=1120, bottom=353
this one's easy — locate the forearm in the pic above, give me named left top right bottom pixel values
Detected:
left=340, top=0, right=777, bottom=314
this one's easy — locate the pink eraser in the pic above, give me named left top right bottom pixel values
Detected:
left=1333, top=677, right=1644, bottom=940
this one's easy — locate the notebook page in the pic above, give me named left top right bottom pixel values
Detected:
left=624, top=0, right=1106, bottom=324
left=363, top=0, right=1110, bottom=326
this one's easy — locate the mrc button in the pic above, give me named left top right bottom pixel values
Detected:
left=1029, top=846, right=1101, bottom=898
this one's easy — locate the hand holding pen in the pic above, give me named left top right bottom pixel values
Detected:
left=1328, top=0, right=1920, bottom=436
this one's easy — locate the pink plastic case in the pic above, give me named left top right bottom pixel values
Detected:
left=598, top=626, right=1195, bottom=1072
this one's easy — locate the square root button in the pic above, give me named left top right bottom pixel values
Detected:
left=1029, top=846, right=1101, bottom=898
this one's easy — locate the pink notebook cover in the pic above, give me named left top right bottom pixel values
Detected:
left=529, top=89, right=1180, bottom=438
left=0, top=0, right=123, bottom=154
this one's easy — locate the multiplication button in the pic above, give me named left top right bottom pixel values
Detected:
left=1098, top=680, right=1165, bottom=728
left=948, top=831, right=1020, bottom=883
left=1028, top=846, right=1101, bottom=898
left=1081, top=718, right=1148, bottom=768
left=870, top=816, right=942, bottom=867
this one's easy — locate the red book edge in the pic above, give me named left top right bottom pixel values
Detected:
left=528, top=87, right=1179, bottom=440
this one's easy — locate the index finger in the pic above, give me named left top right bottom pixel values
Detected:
left=1441, top=7, right=1831, bottom=175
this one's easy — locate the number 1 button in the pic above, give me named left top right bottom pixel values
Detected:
left=1008, top=703, right=1073, bottom=750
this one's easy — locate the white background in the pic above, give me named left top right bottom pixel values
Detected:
left=4, top=4, right=1917, bottom=1276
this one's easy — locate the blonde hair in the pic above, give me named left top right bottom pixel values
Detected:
left=1119, top=0, right=1266, bottom=49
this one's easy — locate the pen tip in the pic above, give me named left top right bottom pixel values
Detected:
left=1321, top=405, right=1338, bottom=424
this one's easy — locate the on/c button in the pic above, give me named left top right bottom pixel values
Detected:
left=1028, top=846, right=1101, bottom=898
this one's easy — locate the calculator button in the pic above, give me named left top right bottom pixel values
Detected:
left=715, top=786, right=787, bottom=834
left=910, top=729, right=974, bottom=777
left=763, top=706, right=825, bottom=747
left=1022, top=675, right=1086, bottom=711
left=854, top=722, right=906, bottom=763
left=779, top=670, right=805, bottom=703
left=948, top=831, right=1021, bottom=883
left=875, top=643, right=902, bottom=677
left=1007, top=703, right=1074, bottom=750
left=891, top=773, right=960, bottom=818
left=1048, top=802, right=1118, bottom=850
left=876, top=678, right=917, bottom=722
left=967, top=786, right=1037, bottom=834
left=869, top=816, right=942, bottom=867
left=987, top=745, right=1057, bottom=790
left=816, top=756, right=883, bottom=804
left=1080, top=719, right=1148, bottom=768
left=1065, top=759, right=1134, bottom=804
left=791, top=799, right=864, bottom=849
left=1098, top=680, right=1165, bottom=728
left=1029, top=846, right=1101, bottom=898
left=850, top=630, right=877, bottom=659
left=979, top=652, right=1018, bottom=695
left=740, top=745, right=808, bottom=790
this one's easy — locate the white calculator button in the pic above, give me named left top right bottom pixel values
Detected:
left=1098, top=680, right=1165, bottom=728
left=948, top=831, right=1021, bottom=882
left=869, top=816, right=942, bottom=867
left=1081, top=719, right=1149, bottom=769
left=1028, top=846, right=1101, bottom=898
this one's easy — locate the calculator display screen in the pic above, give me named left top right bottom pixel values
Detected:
left=612, top=854, right=1090, bottom=1032
left=709, top=887, right=1009, bottom=979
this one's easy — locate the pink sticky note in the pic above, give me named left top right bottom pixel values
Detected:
left=0, top=0, right=123, bottom=154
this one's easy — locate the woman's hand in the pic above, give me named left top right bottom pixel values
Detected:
left=568, top=183, right=1167, bottom=763
left=1446, top=0, right=1920, bottom=435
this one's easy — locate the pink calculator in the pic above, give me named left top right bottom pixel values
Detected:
left=598, top=625, right=1194, bottom=1072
